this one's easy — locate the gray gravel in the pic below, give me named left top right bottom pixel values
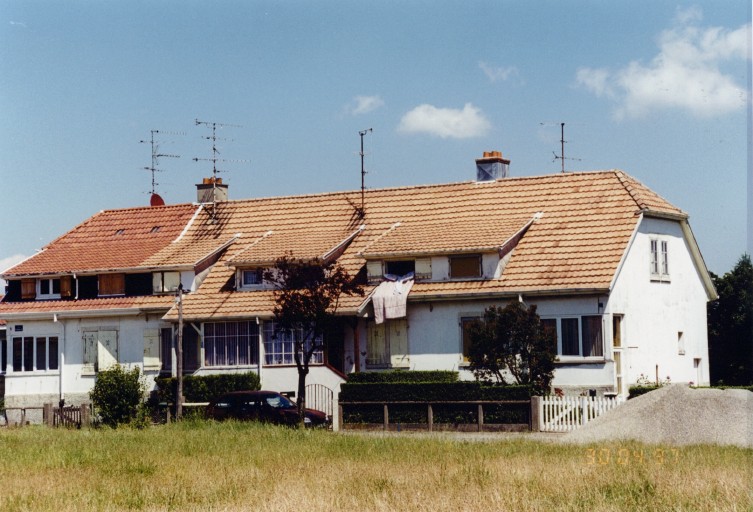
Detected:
left=563, top=385, right=753, bottom=447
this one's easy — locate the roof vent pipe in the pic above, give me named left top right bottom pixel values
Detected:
left=475, top=151, right=510, bottom=181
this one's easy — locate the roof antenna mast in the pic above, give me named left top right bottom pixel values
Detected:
left=552, top=122, right=582, bottom=173
left=139, top=129, right=183, bottom=205
left=359, top=128, right=372, bottom=212
left=193, top=119, right=248, bottom=221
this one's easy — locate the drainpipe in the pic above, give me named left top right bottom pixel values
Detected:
left=256, top=317, right=263, bottom=386
left=54, top=314, right=65, bottom=403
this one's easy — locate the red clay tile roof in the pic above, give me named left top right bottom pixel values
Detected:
left=0, top=170, right=688, bottom=321
left=163, top=170, right=686, bottom=320
left=0, top=295, right=176, bottom=317
left=3, top=204, right=200, bottom=276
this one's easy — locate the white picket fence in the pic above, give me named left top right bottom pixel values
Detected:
left=539, top=395, right=625, bottom=432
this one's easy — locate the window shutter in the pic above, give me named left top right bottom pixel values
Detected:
left=60, top=276, right=72, bottom=298
left=82, top=331, right=97, bottom=373
left=97, top=330, right=118, bottom=370
left=99, top=273, right=125, bottom=296
left=366, top=322, right=387, bottom=366
left=415, top=258, right=432, bottom=280
left=143, top=328, right=160, bottom=368
left=21, top=279, right=36, bottom=299
left=389, top=319, right=409, bottom=368
left=366, top=261, right=383, bottom=283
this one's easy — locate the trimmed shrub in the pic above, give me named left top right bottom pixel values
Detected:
left=153, top=372, right=261, bottom=404
left=628, top=385, right=661, bottom=399
left=346, top=370, right=459, bottom=384
left=90, top=364, right=146, bottom=428
left=339, top=382, right=530, bottom=425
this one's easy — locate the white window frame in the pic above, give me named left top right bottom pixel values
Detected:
left=10, top=335, right=59, bottom=373
left=542, top=315, right=605, bottom=361
left=649, top=237, right=670, bottom=282
left=262, top=321, right=323, bottom=366
left=37, top=278, right=61, bottom=300
left=203, top=321, right=260, bottom=367
left=238, top=268, right=268, bottom=290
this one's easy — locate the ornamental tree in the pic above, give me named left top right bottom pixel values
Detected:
left=708, top=254, right=753, bottom=385
left=264, top=255, right=363, bottom=425
left=467, top=301, right=557, bottom=396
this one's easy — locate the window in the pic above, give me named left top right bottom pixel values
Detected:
left=99, top=274, right=125, bottom=296
left=1, top=333, right=6, bottom=373
left=449, top=254, right=482, bottom=279
left=650, top=238, right=670, bottom=281
left=11, top=336, right=58, bottom=372
left=460, top=316, right=480, bottom=363
left=160, top=327, right=173, bottom=372
left=241, top=268, right=265, bottom=287
left=678, top=332, right=685, bottom=355
left=366, top=319, right=409, bottom=368
left=152, top=271, right=181, bottom=294
left=543, top=316, right=604, bottom=358
left=384, top=260, right=415, bottom=277
left=37, top=278, right=61, bottom=299
left=204, top=321, right=259, bottom=367
left=263, top=321, right=322, bottom=366
left=82, top=330, right=118, bottom=372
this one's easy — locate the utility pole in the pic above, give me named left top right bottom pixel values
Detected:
left=175, top=284, right=184, bottom=420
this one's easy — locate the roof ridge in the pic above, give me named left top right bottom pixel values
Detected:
left=612, top=170, right=646, bottom=210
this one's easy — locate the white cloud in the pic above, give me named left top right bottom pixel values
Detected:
left=397, top=103, right=491, bottom=139
left=0, top=254, right=29, bottom=293
left=346, top=95, right=385, bottom=116
left=479, top=61, right=521, bottom=83
left=576, top=9, right=750, bottom=119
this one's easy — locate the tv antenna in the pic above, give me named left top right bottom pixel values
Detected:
left=139, top=129, right=183, bottom=200
left=192, top=119, right=248, bottom=221
left=540, top=122, right=581, bottom=173
left=358, top=128, right=372, bottom=216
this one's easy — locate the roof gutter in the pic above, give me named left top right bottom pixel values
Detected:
left=1, top=308, right=146, bottom=322
left=403, top=287, right=610, bottom=304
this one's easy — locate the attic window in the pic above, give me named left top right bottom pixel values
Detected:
left=114, top=229, right=125, bottom=236
left=384, top=260, right=415, bottom=277
left=150, top=226, right=162, bottom=234
left=449, top=254, right=482, bottom=279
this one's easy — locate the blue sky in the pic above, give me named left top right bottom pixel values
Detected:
left=0, top=1, right=750, bottom=284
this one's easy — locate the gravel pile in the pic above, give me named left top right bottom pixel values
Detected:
left=563, top=385, right=753, bottom=447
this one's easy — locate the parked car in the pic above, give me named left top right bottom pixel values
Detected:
left=207, top=390, right=329, bottom=427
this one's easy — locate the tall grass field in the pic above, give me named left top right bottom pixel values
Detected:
left=1, top=421, right=750, bottom=511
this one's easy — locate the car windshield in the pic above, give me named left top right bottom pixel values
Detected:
left=265, top=395, right=294, bottom=409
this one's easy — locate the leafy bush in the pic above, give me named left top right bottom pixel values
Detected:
left=90, top=364, right=146, bottom=428
left=346, top=370, right=458, bottom=384
left=153, top=372, right=261, bottom=403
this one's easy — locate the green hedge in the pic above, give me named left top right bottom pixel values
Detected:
left=339, top=382, right=530, bottom=424
left=346, top=370, right=459, bottom=384
left=154, top=372, right=261, bottom=403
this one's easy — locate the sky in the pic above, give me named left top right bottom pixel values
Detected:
left=0, top=1, right=750, bottom=287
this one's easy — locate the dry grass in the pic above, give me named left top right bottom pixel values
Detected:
left=0, top=421, right=751, bottom=511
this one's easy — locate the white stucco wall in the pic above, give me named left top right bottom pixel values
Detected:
left=3, top=313, right=168, bottom=407
left=608, top=217, right=711, bottom=386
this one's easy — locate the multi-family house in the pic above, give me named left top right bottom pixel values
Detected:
left=0, top=153, right=717, bottom=418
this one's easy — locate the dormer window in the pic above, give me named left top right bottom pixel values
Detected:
left=153, top=271, right=181, bottom=294
left=37, top=278, right=61, bottom=299
left=240, top=268, right=265, bottom=289
left=449, top=254, right=481, bottom=279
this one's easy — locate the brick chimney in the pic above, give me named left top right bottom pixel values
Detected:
left=196, top=177, right=228, bottom=204
left=475, top=151, right=510, bottom=181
